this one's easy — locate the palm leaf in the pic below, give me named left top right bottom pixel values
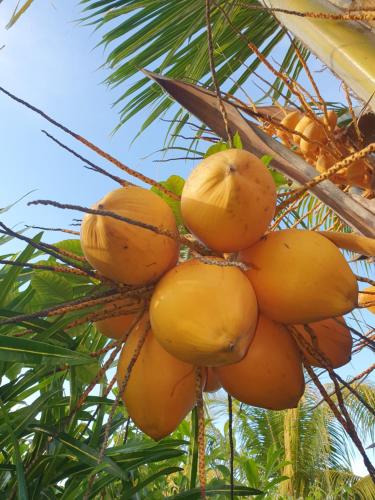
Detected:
left=79, top=0, right=306, bottom=134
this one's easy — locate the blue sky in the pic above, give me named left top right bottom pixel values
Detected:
left=0, top=1, right=374, bottom=475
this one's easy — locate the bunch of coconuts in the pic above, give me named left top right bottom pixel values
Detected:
left=269, top=109, right=373, bottom=190
left=80, top=149, right=358, bottom=440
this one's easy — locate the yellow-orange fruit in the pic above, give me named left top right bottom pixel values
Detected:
left=294, top=317, right=352, bottom=368
left=300, top=121, right=328, bottom=157
left=315, top=153, right=347, bottom=184
left=215, top=315, right=305, bottom=410
left=293, top=115, right=314, bottom=145
left=319, top=231, right=375, bottom=258
left=324, top=110, right=338, bottom=130
left=277, top=110, right=303, bottom=144
left=80, top=186, right=179, bottom=285
left=117, top=324, right=196, bottom=440
left=204, top=368, right=222, bottom=393
left=240, top=229, right=358, bottom=324
left=316, top=152, right=371, bottom=188
left=95, top=299, right=141, bottom=340
left=181, top=149, right=276, bottom=252
left=150, top=259, right=258, bottom=366
left=358, top=286, right=375, bottom=314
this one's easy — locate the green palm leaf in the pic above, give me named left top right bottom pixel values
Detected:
left=80, top=0, right=306, bottom=134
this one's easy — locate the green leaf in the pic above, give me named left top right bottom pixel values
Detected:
left=75, top=358, right=100, bottom=385
left=204, top=142, right=228, bottom=158
left=261, top=155, right=288, bottom=187
left=122, top=466, right=182, bottom=499
left=54, top=239, right=84, bottom=257
left=270, top=169, right=288, bottom=188
left=0, top=335, right=92, bottom=366
left=0, top=233, right=42, bottom=307
left=232, top=131, right=243, bottom=149
left=261, top=155, right=273, bottom=167
left=0, top=190, right=37, bottom=214
left=0, top=400, right=29, bottom=499
left=168, top=485, right=263, bottom=498
left=151, top=175, right=185, bottom=227
left=0, top=391, right=58, bottom=448
left=56, top=432, right=128, bottom=480
left=31, top=271, right=73, bottom=307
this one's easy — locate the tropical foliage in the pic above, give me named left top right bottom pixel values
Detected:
left=0, top=1, right=374, bottom=499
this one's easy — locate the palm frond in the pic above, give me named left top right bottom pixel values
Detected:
left=80, top=0, right=307, bottom=134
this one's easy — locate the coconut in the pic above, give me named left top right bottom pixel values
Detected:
left=215, top=315, right=305, bottom=410
left=181, top=149, right=276, bottom=252
left=80, top=186, right=179, bottom=285
left=204, top=368, right=222, bottom=393
left=277, top=110, right=303, bottom=144
left=240, top=229, right=358, bottom=324
left=117, top=321, right=197, bottom=440
left=150, top=259, right=258, bottom=366
left=294, top=317, right=352, bottom=368
left=358, top=285, right=375, bottom=314
left=95, top=299, right=141, bottom=340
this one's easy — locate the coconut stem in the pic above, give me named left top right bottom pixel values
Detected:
left=228, top=394, right=234, bottom=500
left=0, top=221, right=91, bottom=272
left=312, top=363, right=375, bottom=410
left=25, top=224, right=80, bottom=236
left=289, top=325, right=375, bottom=480
left=277, top=142, right=375, bottom=212
left=84, top=323, right=148, bottom=500
left=300, top=325, right=375, bottom=417
left=0, top=85, right=179, bottom=200
left=42, top=130, right=128, bottom=187
left=356, top=274, right=375, bottom=286
left=0, top=258, right=89, bottom=277
left=195, top=367, right=206, bottom=499
left=238, top=3, right=375, bottom=21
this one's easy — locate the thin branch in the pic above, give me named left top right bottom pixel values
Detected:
left=41, top=130, right=127, bottom=186
left=205, top=0, right=232, bottom=147
left=25, top=225, right=80, bottom=236
left=0, top=86, right=179, bottom=200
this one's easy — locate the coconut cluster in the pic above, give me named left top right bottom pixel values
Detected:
left=80, top=149, right=358, bottom=440
left=271, top=110, right=373, bottom=190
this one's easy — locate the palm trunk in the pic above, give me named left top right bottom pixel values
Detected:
left=279, top=408, right=299, bottom=497
left=262, top=0, right=375, bottom=112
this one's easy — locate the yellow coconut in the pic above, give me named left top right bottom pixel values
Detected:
left=204, top=368, right=222, bottom=393
left=95, top=299, right=141, bottom=340
left=150, top=259, right=258, bottom=366
left=358, top=286, right=375, bottom=314
left=80, top=186, right=179, bottom=285
left=181, top=149, right=276, bottom=252
left=300, top=121, right=328, bottom=157
left=294, top=317, right=352, bottom=368
left=240, top=229, right=358, bottom=324
left=324, top=110, right=338, bottom=130
left=117, top=323, right=197, bottom=441
left=214, top=315, right=305, bottom=410
left=292, top=115, right=314, bottom=145
left=316, top=152, right=371, bottom=188
left=277, top=110, right=303, bottom=144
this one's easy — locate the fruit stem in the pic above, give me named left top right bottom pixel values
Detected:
left=189, top=407, right=199, bottom=490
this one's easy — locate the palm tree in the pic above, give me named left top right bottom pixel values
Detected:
left=79, top=0, right=375, bottom=134
left=1, top=2, right=374, bottom=497
left=228, top=383, right=375, bottom=498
